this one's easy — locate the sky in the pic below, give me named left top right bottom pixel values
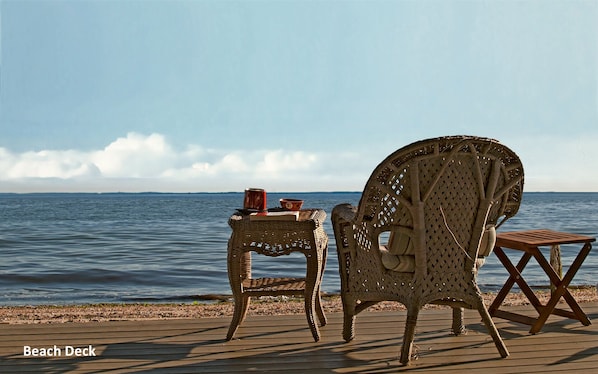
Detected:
left=1, top=0, right=597, bottom=193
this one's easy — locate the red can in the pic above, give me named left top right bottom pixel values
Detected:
left=244, top=188, right=267, bottom=211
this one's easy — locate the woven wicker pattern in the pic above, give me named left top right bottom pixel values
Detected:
left=332, top=135, right=524, bottom=365
left=227, top=209, right=328, bottom=342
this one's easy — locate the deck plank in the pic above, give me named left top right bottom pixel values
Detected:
left=1, top=303, right=597, bottom=373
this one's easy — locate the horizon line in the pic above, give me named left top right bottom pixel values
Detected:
left=1, top=191, right=597, bottom=195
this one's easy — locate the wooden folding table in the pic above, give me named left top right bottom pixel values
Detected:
left=488, top=229, right=594, bottom=334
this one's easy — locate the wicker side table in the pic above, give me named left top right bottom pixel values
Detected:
left=226, top=209, right=329, bottom=342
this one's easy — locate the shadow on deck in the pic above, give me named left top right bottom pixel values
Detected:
left=1, top=302, right=597, bottom=373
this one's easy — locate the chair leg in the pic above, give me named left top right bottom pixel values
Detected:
left=452, top=307, right=466, bottom=335
left=341, top=295, right=356, bottom=342
left=478, top=302, right=509, bottom=358
left=400, top=305, right=420, bottom=365
left=343, top=311, right=356, bottom=342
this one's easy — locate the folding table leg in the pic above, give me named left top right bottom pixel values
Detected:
left=529, top=243, right=592, bottom=333
left=489, top=248, right=535, bottom=313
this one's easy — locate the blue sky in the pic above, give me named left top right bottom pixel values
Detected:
left=1, top=0, right=597, bottom=193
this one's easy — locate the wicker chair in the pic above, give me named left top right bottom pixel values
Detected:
left=331, top=136, right=524, bottom=364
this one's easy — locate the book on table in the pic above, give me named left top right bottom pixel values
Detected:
left=249, top=211, right=299, bottom=221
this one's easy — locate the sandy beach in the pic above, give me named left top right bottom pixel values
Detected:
left=1, top=288, right=596, bottom=324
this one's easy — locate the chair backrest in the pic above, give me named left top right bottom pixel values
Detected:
left=354, top=136, right=524, bottom=278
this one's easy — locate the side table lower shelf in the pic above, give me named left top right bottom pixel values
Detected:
left=227, top=274, right=327, bottom=342
left=238, top=277, right=327, bottom=339
left=243, top=277, right=307, bottom=294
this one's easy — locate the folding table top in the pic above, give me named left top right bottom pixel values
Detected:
left=496, top=229, right=595, bottom=251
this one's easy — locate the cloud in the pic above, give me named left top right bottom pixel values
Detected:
left=0, top=132, right=367, bottom=192
left=90, top=133, right=176, bottom=177
left=0, top=148, right=100, bottom=179
left=4, top=132, right=596, bottom=193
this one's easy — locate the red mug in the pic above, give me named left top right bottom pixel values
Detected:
left=244, top=188, right=267, bottom=211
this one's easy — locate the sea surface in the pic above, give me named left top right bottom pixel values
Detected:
left=1, top=192, right=597, bottom=306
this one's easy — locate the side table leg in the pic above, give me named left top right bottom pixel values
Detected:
left=227, top=248, right=251, bottom=341
left=305, top=292, right=320, bottom=342
left=305, top=255, right=321, bottom=342
left=315, top=289, right=327, bottom=327
left=315, top=245, right=328, bottom=327
left=227, top=295, right=250, bottom=341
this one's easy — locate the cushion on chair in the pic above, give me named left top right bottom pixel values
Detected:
left=478, top=225, right=496, bottom=257
left=475, top=225, right=496, bottom=269
left=387, top=230, right=413, bottom=255
left=380, top=225, right=496, bottom=273
left=380, top=248, right=416, bottom=272
left=380, top=230, right=415, bottom=272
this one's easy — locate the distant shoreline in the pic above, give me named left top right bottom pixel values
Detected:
left=0, top=191, right=361, bottom=196
left=2, top=191, right=598, bottom=196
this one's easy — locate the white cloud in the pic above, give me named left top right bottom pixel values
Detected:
left=258, top=150, right=317, bottom=176
left=3, top=132, right=596, bottom=193
left=0, top=132, right=367, bottom=192
left=0, top=148, right=100, bottom=179
left=91, top=133, right=176, bottom=177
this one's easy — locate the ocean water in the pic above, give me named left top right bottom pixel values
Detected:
left=0, top=192, right=596, bottom=306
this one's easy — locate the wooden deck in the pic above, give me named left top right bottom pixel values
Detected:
left=1, top=302, right=597, bottom=373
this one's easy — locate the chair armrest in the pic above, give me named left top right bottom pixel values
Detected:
left=332, top=203, right=358, bottom=291
left=332, top=203, right=358, bottom=254
left=332, top=203, right=357, bottom=224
